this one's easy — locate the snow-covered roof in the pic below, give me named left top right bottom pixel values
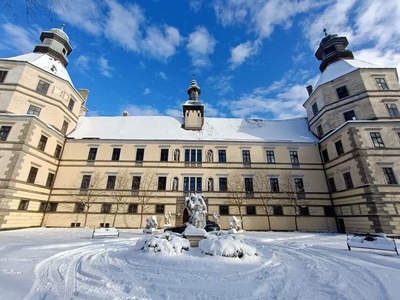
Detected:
left=313, top=59, right=390, bottom=92
left=68, top=116, right=318, bottom=143
left=4, top=53, right=73, bottom=85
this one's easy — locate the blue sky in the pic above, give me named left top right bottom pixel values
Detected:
left=1, top=0, right=400, bottom=119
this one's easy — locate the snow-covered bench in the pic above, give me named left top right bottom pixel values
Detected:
left=346, top=232, right=398, bottom=255
left=92, top=227, right=120, bottom=239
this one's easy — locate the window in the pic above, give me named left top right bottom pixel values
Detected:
left=70, top=223, right=81, bottom=227
left=39, top=202, right=47, bottom=212
left=336, top=86, right=349, bottom=99
left=37, top=135, right=48, bottom=151
left=219, top=205, right=229, bottom=215
left=87, top=148, right=98, bottom=160
left=27, top=166, right=38, bottom=184
left=298, top=206, right=309, bottom=216
left=343, top=172, right=353, bottom=189
left=218, top=150, right=226, bottom=162
left=160, top=149, right=169, bottom=161
left=244, top=178, right=254, bottom=197
left=266, top=150, right=275, bottom=163
left=18, top=200, right=29, bottom=210
left=273, top=206, right=283, bottom=215
left=317, top=125, right=323, bottom=137
left=242, top=150, right=251, bottom=164
left=294, top=178, right=305, bottom=198
left=290, top=151, right=299, bottom=165
left=0, top=126, right=12, bottom=141
left=324, top=206, right=335, bottom=216
left=312, top=102, right=318, bottom=116
left=219, top=177, right=228, bottom=192
left=327, top=177, right=337, bottom=193
left=100, top=223, right=110, bottom=228
left=375, top=78, right=389, bottom=90
left=183, top=177, right=202, bottom=192
left=370, top=132, right=385, bottom=148
left=335, top=140, right=344, bottom=156
left=128, top=204, right=138, bottom=213
left=383, top=168, right=398, bottom=184
left=75, top=203, right=85, bottom=212
left=158, top=176, right=167, bottom=190
left=45, top=173, right=55, bottom=188
left=0, top=70, right=8, bottom=82
left=106, top=175, right=116, bottom=189
left=131, top=176, right=141, bottom=190
left=47, top=203, right=58, bottom=212
left=343, top=110, right=356, bottom=121
left=101, top=204, right=112, bottom=213
left=386, top=103, right=400, bottom=117
left=36, top=79, right=50, bottom=95
left=136, top=148, right=144, bottom=161
left=156, top=204, right=165, bottom=214
left=27, top=104, right=41, bottom=116
left=54, top=144, right=62, bottom=159
left=184, top=149, right=202, bottom=167
left=322, top=149, right=329, bottom=163
left=80, top=175, right=91, bottom=189
left=61, top=120, right=69, bottom=134
left=67, top=98, right=75, bottom=111
left=270, top=178, right=279, bottom=192
left=111, top=148, right=121, bottom=161
left=246, top=206, right=256, bottom=215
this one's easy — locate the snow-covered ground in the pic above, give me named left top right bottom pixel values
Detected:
left=1, top=228, right=399, bottom=300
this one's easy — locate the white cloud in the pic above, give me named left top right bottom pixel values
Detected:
left=123, top=104, right=161, bottom=116
left=165, top=108, right=182, bottom=117
left=143, top=88, right=151, bottom=95
left=229, top=40, right=260, bottom=69
left=190, top=0, right=203, bottom=12
left=74, top=55, right=90, bottom=72
left=158, top=72, right=168, bottom=80
left=141, top=26, right=182, bottom=61
left=0, top=23, right=38, bottom=53
left=98, top=57, right=114, bottom=77
left=204, top=102, right=225, bottom=118
left=186, top=27, right=217, bottom=68
left=206, top=75, right=234, bottom=95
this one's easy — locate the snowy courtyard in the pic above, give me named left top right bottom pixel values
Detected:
left=1, top=228, right=399, bottom=300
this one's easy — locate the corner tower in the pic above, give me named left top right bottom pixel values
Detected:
left=183, top=78, right=204, bottom=130
left=315, top=29, right=354, bottom=72
left=33, top=24, right=72, bottom=67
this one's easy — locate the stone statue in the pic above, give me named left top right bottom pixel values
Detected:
left=185, top=193, right=207, bottom=229
left=213, top=211, right=220, bottom=225
left=206, top=150, right=213, bottom=162
left=207, top=178, right=213, bottom=191
left=229, top=216, right=242, bottom=232
left=145, top=216, right=158, bottom=229
left=174, top=149, right=180, bottom=162
left=164, top=211, right=172, bottom=226
left=172, top=177, right=178, bottom=191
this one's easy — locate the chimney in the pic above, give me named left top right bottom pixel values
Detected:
left=78, top=89, right=90, bottom=103
left=306, top=85, right=313, bottom=96
left=123, top=111, right=129, bottom=116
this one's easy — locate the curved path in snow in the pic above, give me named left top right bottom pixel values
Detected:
left=23, top=233, right=400, bottom=300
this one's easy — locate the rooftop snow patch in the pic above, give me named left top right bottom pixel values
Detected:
left=68, top=116, right=318, bottom=143
left=4, top=53, right=73, bottom=85
left=314, top=59, right=390, bottom=92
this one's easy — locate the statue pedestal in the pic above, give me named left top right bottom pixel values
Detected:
left=185, top=235, right=206, bottom=247
left=143, top=228, right=158, bottom=235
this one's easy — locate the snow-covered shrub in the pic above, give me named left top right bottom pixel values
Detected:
left=134, top=232, right=190, bottom=254
left=199, top=232, right=257, bottom=258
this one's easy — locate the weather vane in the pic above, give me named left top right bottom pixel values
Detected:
left=323, top=28, right=328, bottom=36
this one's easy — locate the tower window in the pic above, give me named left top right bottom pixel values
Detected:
left=382, top=168, right=398, bottom=184
left=54, top=144, right=62, bottom=159
left=322, top=149, right=329, bottom=162
left=327, top=177, right=337, bottom=193
left=68, top=98, right=75, bottom=111
left=61, top=120, right=69, bottom=134
left=370, top=132, right=385, bottom=148
left=335, top=140, right=344, bottom=156
left=36, top=79, right=50, bottom=95
left=62, top=48, right=66, bottom=55
left=343, top=172, right=353, bottom=189
left=323, top=45, right=336, bottom=57
left=386, top=103, right=400, bottom=117
left=27, top=105, right=41, bottom=116
left=343, top=110, right=356, bottom=121
left=375, top=78, right=389, bottom=90
left=38, top=135, right=48, bottom=151
left=46, top=173, right=55, bottom=188
left=0, top=126, right=12, bottom=141
left=336, top=86, right=349, bottom=99
left=27, top=166, right=39, bottom=184
left=312, top=102, right=318, bottom=116
left=317, top=125, right=323, bottom=137
left=0, top=70, right=8, bottom=83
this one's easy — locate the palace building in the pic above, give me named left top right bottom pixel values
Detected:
left=1, top=28, right=399, bottom=234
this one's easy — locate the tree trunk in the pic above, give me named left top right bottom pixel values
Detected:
left=294, top=212, right=298, bottom=231
left=84, top=210, right=89, bottom=228
left=267, top=212, right=272, bottom=231
left=112, top=205, right=118, bottom=227
left=139, top=206, right=144, bottom=229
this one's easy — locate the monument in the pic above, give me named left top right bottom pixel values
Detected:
left=183, top=193, right=208, bottom=246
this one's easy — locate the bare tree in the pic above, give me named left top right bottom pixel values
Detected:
left=253, top=171, right=273, bottom=231
left=227, top=173, right=246, bottom=228
left=71, top=169, right=106, bottom=228
left=280, top=171, right=308, bottom=231
left=135, top=169, right=158, bottom=229
left=109, top=169, right=131, bottom=227
left=2, top=0, right=68, bottom=19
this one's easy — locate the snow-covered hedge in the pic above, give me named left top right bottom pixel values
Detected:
left=134, top=232, right=190, bottom=254
left=199, top=232, right=257, bottom=258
